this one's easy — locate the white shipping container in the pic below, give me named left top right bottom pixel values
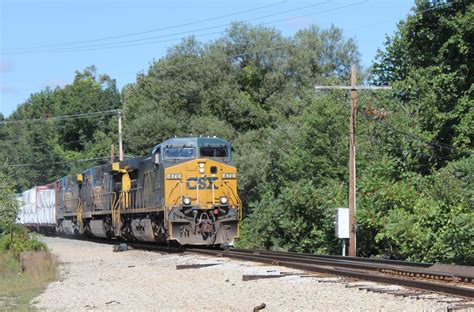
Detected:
left=17, top=185, right=56, bottom=225
left=17, top=187, right=37, bottom=224
left=36, top=187, right=56, bottom=224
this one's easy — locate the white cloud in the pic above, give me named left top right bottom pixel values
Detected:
left=0, top=83, right=17, bottom=93
left=0, top=59, right=14, bottom=73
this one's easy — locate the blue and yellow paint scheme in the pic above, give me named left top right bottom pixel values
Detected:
left=160, top=137, right=241, bottom=245
left=55, top=136, right=241, bottom=246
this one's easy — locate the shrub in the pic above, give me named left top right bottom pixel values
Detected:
left=0, top=225, right=47, bottom=258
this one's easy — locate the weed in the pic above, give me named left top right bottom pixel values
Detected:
left=0, top=251, right=58, bottom=309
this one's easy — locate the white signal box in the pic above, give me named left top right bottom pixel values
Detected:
left=335, top=208, right=349, bottom=239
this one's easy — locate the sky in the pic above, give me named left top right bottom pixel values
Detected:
left=0, top=0, right=414, bottom=117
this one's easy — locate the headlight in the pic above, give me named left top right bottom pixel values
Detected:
left=220, top=196, right=228, bottom=205
left=199, top=168, right=205, bottom=174
left=182, top=197, right=192, bottom=205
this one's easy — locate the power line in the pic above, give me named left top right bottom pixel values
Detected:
left=5, top=156, right=112, bottom=167
left=2, top=1, right=286, bottom=52
left=3, top=0, right=452, bottom=56
left=0, top=109, right=121, bottom=125
left=2, top=136, right=116, bottom=148
left=2, top=1, right=329, bottom=54
left=21, top=0, right=447, bottom=75
left=377, top=119, right=473, bottom=154
left=346, top=1, right=453, bottom=35
left=360, top=110, right=473, bottom=155
left=5, top=154, right=136, bottom=167
left=4, top=1, right=370, bottom=55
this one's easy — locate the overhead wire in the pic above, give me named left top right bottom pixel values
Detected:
left=2, top=1, right=330, bottom=54
left=2, top=1, right=287, bottom=52
left=74, top=0, right=452, bottom=76
left=3, top=136, right=117, bottom=148
left=4, top=154, right=136, bottom=168
left=0, top=109, right=120, bottom=125
left=375, top=118, right=473, bottom=154
left=357, top=100, right=473, bottom=157
left=2, top=0, right=453, bottom=56
left=3, top=1, right=373, bottom=55
left=5, top=156, right=112, bottom=167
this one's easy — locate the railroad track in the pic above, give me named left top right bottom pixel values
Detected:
left=57, top=236, right=474, bottom=299
left=184, top=248, right=474, bottom=299
left=230, top=249, right=473, bottom=282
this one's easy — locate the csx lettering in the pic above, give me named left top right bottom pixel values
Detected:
left=186, top=177, right=219, bottom=190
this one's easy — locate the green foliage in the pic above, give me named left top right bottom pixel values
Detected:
left=0, top=166, right=18, bottom=235
left=238, top=180, right=345, bottom=254
left=372, top=0, right=473, bottom=168
left=0, top=225, right=48, bottom=258
left=237, top=93, right=349, bottom=252
left=363, top=0, right=473, bottom=264
left=0, top=66, right=121, bottom=190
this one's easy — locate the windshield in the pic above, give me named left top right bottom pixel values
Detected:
left=200, top=145, right=228, bottom=158
left=164, top=147, right=196, bottom=159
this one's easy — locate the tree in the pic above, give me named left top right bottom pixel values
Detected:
left=372, top=0, right=473, bottom=169
left=0, top=165, right=19, bottom=236
left=0, top=67, right=121, bottom=190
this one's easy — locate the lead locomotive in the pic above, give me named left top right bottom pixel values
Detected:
left=19, top=137, right=241, bottom=246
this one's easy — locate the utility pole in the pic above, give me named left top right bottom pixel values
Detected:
left=315, top=65, right=391, bottom=257
left=110, top=144, right=115, bottom=163
left=348, top=65, right=357, bottom=257
left=117, top=110, right=124, bottom=161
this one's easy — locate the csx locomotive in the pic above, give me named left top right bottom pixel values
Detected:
left=18, top=137, right=241, bottom=246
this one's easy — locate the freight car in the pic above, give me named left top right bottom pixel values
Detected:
left=17, top=136, right=241, bottom=246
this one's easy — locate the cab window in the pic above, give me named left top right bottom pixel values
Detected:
left=164, top=146, right=196, bottom=160
left=200, top=145, right=228, bottom=158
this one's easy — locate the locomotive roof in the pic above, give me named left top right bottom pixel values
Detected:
left=151, top=136, right=230, bottom=154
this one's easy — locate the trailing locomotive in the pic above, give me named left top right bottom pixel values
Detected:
left=17, top=137, right=241, bottom=246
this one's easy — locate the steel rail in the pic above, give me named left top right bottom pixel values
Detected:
left=228, top=249, right=474, bottom=282
left=225, top=250, right=466, bottom=282
left=190, top=249, right=474, bottom=299
left=235, top=248, right=432, bottom=268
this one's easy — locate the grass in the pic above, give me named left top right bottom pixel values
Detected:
left=0, top=251, right=58, bottom=310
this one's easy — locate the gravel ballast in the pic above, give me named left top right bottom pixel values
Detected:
left=33, top=236, right=459, bottom=311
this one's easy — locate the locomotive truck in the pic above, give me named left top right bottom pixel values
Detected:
left=17, top=136, right=241, bottom=246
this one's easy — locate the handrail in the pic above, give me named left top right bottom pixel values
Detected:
left=112, top=192, right=122, bottom=233
left=223, top=181, right=243, bottom=220
left=91, top=191, right=115, bottom=211
left=168, top=181, right=181, bottom=206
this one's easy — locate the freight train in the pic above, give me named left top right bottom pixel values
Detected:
left=17, top=136, right=241, bottom=246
